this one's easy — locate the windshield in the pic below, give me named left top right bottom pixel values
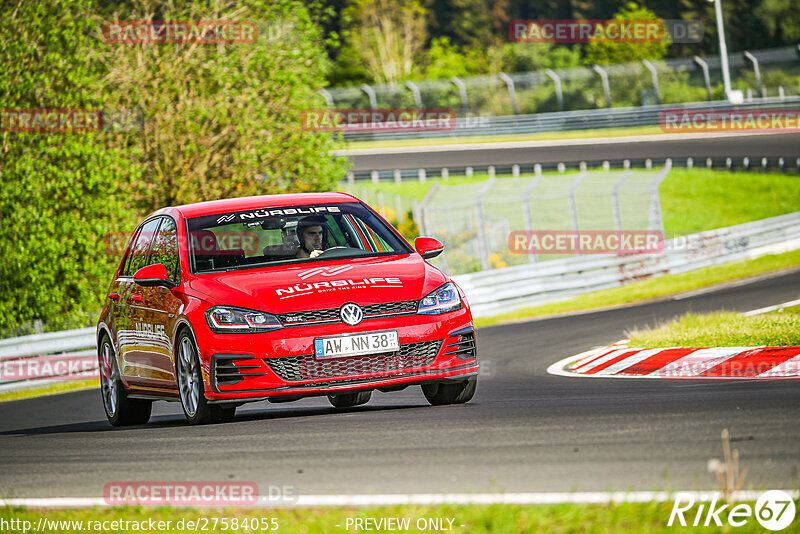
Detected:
left=186, top=202, right=413, bottom=273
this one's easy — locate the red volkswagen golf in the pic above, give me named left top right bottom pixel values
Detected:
left=97, top=193, right=478, bottom=425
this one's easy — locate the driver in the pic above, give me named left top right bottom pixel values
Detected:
left=295, top=216, right=329, bottom=259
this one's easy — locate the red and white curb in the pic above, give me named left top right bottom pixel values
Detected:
left=548, top=340, right=800, bottom=380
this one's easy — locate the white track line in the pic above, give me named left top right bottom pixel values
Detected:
left=336, top=131, right=788, bottom=156
left=3, top=490, right=797, bottom=508
left=743, top=298, right=800, bottom=316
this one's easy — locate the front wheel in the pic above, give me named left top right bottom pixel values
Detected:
left=99, top=335, right=152, bottom=426
left=421, top=377, right=476, bottom=406
left=175, top=330, right=236, bottom=425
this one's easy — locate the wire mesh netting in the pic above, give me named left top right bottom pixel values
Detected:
left=418, top=167, right=670, bottom=274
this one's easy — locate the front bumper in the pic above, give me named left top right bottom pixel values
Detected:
left=194, top=306, right=478, bottom=401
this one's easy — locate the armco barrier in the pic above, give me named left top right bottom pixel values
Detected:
left=452, top=211, right=800, bottom=317
left=1, top=212, right=799, bottom=389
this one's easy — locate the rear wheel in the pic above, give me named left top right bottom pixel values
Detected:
left=328, top=390, right=372, bottom=408
left=99, top=335, right=152, bottom=426
left=421, top=377, right=476, bottom=406
left=176, top=330, right=236, bottom=425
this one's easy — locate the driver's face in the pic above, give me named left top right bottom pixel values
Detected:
left=301, top=226, right=324, bottom=250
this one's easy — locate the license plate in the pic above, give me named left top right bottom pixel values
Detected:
left=314, top=331, right=399, bottom=359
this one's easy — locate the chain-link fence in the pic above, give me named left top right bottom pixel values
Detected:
left=415, top=164, right=671, bottom=275
left=324, top=46, right=800, bottom=117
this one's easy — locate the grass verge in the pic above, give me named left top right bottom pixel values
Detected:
left=336, top=125, right=666, bottom=150
left=628, top=309, right=800, bottom=348
left=0, top=380, right=96, bottom=403
left=1, top=501, right=790, bottom=533
left=473, top=249, right=800, bottom=328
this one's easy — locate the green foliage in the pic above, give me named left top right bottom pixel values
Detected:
left=0, top=0, right=349, bottom=333
left=496, top=43, right=582, bottom=73
left=422, top=37, right=479, bottom=80
left=584, top=2, right=671, bottom=66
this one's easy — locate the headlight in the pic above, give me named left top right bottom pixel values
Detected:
left=206, top=306, right=283, bottom=333
left=417, top=282, right=462, bottom=315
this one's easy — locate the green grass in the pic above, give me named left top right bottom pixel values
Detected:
left=0, top=380, right=96, bottom=403
left=336, top=125, right=665, bottom=150
left=628, top=309, right=800, bottom=348
left=3, top=501, right=795, bottom=533
left=473, top=249, right=800, bottom=328
left=660, top=169, right=800, bottom=237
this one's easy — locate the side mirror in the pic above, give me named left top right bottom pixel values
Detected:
left=133, top=263, right=176, bottom=288
left=415, top=237, right=444, bottom=259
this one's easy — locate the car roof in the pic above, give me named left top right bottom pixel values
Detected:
left=161, top=192, right=359, bottom=219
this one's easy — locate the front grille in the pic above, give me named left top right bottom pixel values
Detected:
left=276, top=300, right=418, bottom=326
left=266, top=340, right=442, bottom=381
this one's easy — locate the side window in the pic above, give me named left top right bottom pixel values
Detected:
left=123, top=218, right=161, bottom=277
left=150, top=217, right=181, bottom=284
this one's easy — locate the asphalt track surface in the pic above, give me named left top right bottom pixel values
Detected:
left=345, top=132, right=800, bottom=171
left=1, top=269, right=799, bottom=498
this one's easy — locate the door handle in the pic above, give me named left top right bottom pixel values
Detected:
left=108, top=293, right=120, bottom=301
left=130, top=294, right=144, bottom=303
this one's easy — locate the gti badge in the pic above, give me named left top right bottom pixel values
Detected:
left=340, top=303, right=363, bottom=326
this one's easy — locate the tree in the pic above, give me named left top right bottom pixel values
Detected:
left=342, top=0, right=428, bottom=83
left=584, top=2, right=671, bottom=65
left=0, top=0, right=349, bottom=333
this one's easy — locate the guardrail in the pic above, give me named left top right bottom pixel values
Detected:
left=453, top=211, right=800, bottom=317
left=0, top=328, right=97, bottom=392
left=340, top=96, right=800, bottom=141
left=345, top=156, right=800, bottom=183
left=2, top=212, right=799, bottom=389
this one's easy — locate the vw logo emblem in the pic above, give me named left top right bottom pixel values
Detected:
left=340, top=303, right=363, bottom=326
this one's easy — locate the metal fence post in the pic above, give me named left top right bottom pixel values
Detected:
left=545, top=69, right=564, bottom=112
left=360, top=84, right=378, bottom=109
left=592, top=65, right=612, bottom=108
left=416, top=184, right=440, bottom=236
left=498, top=73, right=519, bottom=115
left=317, top=88, right=334, bottom=107
left=693, top=56, right=713, bottom=102
left=475, top=179, right=496, bottom=271
left=405, top=81, right=423, bottom=109
left=395, top=195, right=405, bottom=223
left=649, top=160, right=672, bottom=234
left=450, top=77, right=469, bottom=117
left=569, top=171, right=588, bottom=252
left=394, top=169, right=402, bottom=184
left=642, top=60, right=661, bottom=105
left=743, top=51, right=764, bottom=98
left=371, top=170, right=379, bottom=184
left=611, top=171, right=631, bottom=232
left=522, top=175, right=543, bottom=263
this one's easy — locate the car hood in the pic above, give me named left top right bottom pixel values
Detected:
left=186, top=254, right=448, bottom=313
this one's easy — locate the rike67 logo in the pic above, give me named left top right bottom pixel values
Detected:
left=669, top=491, right=796, bottom=530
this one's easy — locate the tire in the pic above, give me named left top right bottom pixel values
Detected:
left=421, top=377, right=476, bottom=406
left=328, top=390, right=372, bottom=408
left=175, top=329, right=236, bottom=425
left=99, top=335, right=152, bottom=426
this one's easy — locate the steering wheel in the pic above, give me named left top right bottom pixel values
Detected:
left=316, top=246, right=364, bottom=258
